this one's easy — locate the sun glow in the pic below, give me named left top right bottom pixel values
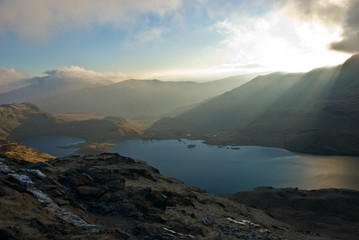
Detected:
left=212, top=8, right=351, bottom=74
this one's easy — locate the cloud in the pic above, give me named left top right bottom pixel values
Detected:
left=330, top=0, right=359, bottom=53
left=210, top=0, right=353, bottom=73
left=45, top=66, right=106, bottom=80
left=40, top=66, right=127, bottom=85
left=278, top=0, right=348, bottom=24
left=135, top=27, right=165, bottom=43
left=0, top=67, right=28, bottom=82
left=0, top=68, right=29, bottom=93
left=279, top=0, right=359, bottom=53
left=0, top=0, right=181, bottom=41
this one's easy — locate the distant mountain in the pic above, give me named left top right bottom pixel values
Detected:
left=0, top=68, right=112, bottom=106
left=0, top=103, right=142, bottom=142
left=0, top=74, right=256, bottom=118
left=179, top=54, right=359, bottom=155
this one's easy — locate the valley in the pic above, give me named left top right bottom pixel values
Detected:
left=1, top=56, right=359, bottom=240
left=1, top=55, right=359, bottom=156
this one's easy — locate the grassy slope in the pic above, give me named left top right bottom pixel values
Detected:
left=0, top=103, right=143, bottom=142
left=0, top=139, right=55, bottom=162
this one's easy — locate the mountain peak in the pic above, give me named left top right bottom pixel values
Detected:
left=342, top=53, right=359, bottom=69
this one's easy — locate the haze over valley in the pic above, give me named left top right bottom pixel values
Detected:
left=1, top=54, right=358, bottom=156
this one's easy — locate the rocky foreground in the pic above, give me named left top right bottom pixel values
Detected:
left=0, top=141, right=358, bottom=239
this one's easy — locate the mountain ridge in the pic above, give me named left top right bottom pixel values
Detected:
left=178, top=54, right=359, bottom=155
left=0, top=102, right=142, bottom=142
left=0, top=74, right=256, bottom=118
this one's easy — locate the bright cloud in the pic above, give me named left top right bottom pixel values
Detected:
left=0, top=0, right=181, bottom=41
left=42, top=66, right=127, bottom=84
left=211, top=0, right=352, bottom=73
left=0, top=68, right=28, bottom=82
left=0, top=68, right=29, bottom=93
left=278, top=0, right=359, bottom=53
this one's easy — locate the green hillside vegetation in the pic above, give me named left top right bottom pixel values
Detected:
left=179, top=54, right=359, bottom=155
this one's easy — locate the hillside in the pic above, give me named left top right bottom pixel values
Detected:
left=143, top=117, right=214, bottom=140
left=179, top=54, right=359, bottom=155
left=0, top=140, right=354, bottom=239
left=0, top=139, right=55, bottom=162
left=225, top=187, right=359, bottom=240
left=0, top=103, right=142, bottom=142
left=0, top=75, right=255, bottom=118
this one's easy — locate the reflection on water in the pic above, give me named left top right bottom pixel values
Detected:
left=302, top=156, right=359, bottom=190
left=19, top=137, right=359, bottom=194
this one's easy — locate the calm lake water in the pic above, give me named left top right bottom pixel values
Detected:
left=20, top=135, right=85, bottom=157
left=20, top=137, right=359, bottom=194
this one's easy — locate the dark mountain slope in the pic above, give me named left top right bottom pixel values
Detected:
left=179, top=66, right=342, bottom=129
left=225, top=187, right=359, bottom=240
left=179, top=54, right=359, bottom=155
left=143, top=117, right=214, bottom=140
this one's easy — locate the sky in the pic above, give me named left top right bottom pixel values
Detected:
left=0, top=0, right=358, bottom=83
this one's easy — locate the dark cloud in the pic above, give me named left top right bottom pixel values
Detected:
left=330, top=0, right=359, bottom=53
left=280, top=0, right=345, bottom=24
left=280, top=0, right=359, bottom=54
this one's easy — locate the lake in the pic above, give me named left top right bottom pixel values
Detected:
left=20, top=135, right=85, bottom=157
left=20, top=136, right=359, bottom=194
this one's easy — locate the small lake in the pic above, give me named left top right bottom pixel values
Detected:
left=20, top=137, right=359, bottom=194
left=20, top=135, right=85, bottom=157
